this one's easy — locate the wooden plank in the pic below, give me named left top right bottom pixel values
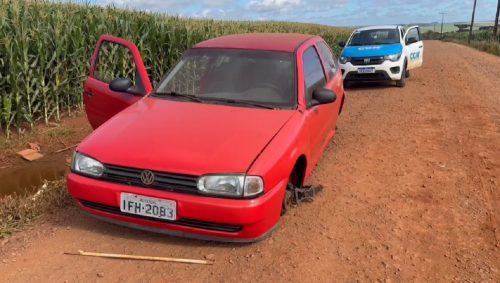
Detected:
left=17, top=149, right=44, bottom=161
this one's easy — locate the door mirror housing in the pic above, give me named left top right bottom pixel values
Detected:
left=338, top=41, right=346, bottom=48
left=406, top=37, right=418, bottom=45
left=311, top=89, right=337, bottom=107
left=109, top=78, right=144, bottom=96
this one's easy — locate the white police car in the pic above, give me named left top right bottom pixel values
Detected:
left=339, top=25, right=424, bottom=87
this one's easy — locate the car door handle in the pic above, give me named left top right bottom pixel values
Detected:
left=84, top=91, right=94, bottom=97
left=419, top=45, right=423, bottom=48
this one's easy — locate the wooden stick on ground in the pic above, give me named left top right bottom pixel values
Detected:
left=64, top=250, right=214, bottom=265
left=55, top=143, right=78, bottom=153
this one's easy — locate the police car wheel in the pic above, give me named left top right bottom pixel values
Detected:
left=396, top=71, right=406, bottom=87
left=405, top=69, right=410, bottom=78
left=396, top=63, right=407, bottom=87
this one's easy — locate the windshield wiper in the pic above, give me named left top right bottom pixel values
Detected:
left=206, top=97, right=275, bottom=109
left=153, top=91, right=204, bottom=103
left=154, top=92, right=276, bottom=109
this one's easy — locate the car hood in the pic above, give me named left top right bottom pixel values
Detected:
left=341, top=43, right=403, bottom=58
left=78, top=97, right=295, bottom=175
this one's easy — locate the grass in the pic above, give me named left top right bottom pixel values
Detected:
left=48, top=127, right=76, bottom=138
left=423, top=30, right=500, bottom=57
left=0, top=0, right=350, bottom=137
left=466, top=39, right=500, bottom=56
left=0, top=179, right=71, bottom=239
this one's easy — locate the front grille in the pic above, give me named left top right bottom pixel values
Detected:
left=351, top=57, right=384, bottom=66
left=101, top=164, right=199, bottom=195
left=345, top=71, right=390, bottom=81
left=80, top=199, right=242, bottom=233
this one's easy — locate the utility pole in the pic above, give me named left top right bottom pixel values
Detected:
left=468, top=0, right=477, bottom=44
left=494, top=0, right=499, bottom=36
left=439, top=12, right=446, bottom=36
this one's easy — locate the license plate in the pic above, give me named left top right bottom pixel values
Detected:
left=120, top=193, right=176, bottom=221
left=358, top=67, right=376, bottom=74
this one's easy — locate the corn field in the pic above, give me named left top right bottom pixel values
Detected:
left=0, top=0, right=350, bottom=137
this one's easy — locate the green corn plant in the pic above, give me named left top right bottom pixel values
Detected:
left=0, top=0, right=350, bottom=137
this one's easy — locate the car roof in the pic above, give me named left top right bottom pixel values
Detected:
left=193, top=33, right=316, bottom=52
left=356, top=25, right=400, bottom=31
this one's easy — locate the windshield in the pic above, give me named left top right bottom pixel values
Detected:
left=348, top=29, right=400, bottom=46
left=154, top=48, right=296, bottom=109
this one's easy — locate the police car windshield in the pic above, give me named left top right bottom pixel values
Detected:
left=348, top=29, right=400, bottom=46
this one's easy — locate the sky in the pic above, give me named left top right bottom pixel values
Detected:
left=82, top=0, right=499, bottom=26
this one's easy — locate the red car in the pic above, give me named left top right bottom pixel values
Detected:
left=67, top=33, right=345, bottom=242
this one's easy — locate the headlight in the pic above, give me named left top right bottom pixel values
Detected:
left=384, top=53, right=401, bottom=62
left=339, top=56, right=350, bottom=64
left=197, top=174, right=264, bottom=197
left=71, top=152, right=104, bottom=177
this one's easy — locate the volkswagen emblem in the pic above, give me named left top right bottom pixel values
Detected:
left=364, top=58, right=370, bottom=64
left=140, top=170, right=155, bottom=185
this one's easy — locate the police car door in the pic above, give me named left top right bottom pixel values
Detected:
left=404, top=26, right=424, bottom=69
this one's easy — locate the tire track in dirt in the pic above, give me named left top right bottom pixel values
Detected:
left=0, top=41, right=498, bottom=282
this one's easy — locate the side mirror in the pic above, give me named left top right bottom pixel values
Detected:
left=311, top=89, right=337, bottom=107
left=338, top=41, right=346, bottom=48
left=109, top=78, right=144, bottom=96
left=406, top=37, right=418, bottom=45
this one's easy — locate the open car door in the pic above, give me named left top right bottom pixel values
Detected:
left=404, top=26, right=424, bottom=70
left=83, top=35, right=152, bottom=129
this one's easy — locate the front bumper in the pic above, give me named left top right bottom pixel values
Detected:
left=67, top=173, right=285, bottom=242
left=340, top=59, right=403, bottom=81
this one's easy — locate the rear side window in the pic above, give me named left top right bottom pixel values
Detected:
left=317, top=42, right=337, bottom=78
left=303, top=47, right=326, bottom=108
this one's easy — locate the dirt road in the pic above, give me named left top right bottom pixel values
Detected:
left=1, top=41, right=499, bottom=282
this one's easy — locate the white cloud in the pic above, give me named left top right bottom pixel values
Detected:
left=246, top=0, right=301, bottom=13
left=193, top=8, right=227, bottom=18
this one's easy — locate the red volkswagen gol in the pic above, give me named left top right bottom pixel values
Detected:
left=67, top=33, right=345, bottom=242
